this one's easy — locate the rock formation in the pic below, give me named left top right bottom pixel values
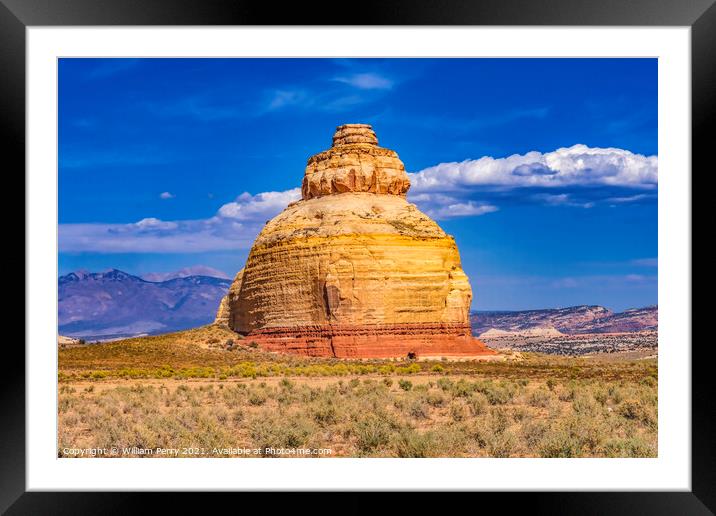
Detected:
left=217, top=124, right=494, bottom=358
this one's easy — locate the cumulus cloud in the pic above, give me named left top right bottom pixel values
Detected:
left=59, top=189, right=302, bottom=254
left=59, top=144, right=658, bottom=254
left=409, top=144, right=657, bottom=192
left=218, top=189, right=301, bottom=221
left=159, top=192, right=174, bottom=199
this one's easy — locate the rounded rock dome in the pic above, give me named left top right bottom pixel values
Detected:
left=217, top=124, right=494, bottom=358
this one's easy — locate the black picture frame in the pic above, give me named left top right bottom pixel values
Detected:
left=3, top=0, right=711, bottom=513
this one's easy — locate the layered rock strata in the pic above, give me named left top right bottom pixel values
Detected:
left=218, top=124, right=494, bottom=358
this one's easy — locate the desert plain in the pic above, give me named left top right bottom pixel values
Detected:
left=58, top=325, right=657, bottom=458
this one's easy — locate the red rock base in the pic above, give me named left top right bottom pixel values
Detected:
left=240, top=322, right=496, bottom=358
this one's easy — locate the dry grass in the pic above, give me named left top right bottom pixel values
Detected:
left=57, top=325, right=657, bottom=458
left=58, top=374, right=657, bottom=458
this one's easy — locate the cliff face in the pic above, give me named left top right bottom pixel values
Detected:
left=219, top=124, right=493, bottom=358
left=302, top=124, right=411, bottom=200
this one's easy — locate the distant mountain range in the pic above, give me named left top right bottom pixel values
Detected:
left=141, top=265, right=229, bottom=283
left=59, top=269, right=657, bottom=341
left=471, top=305, right=657, bottom=336
left=58, top=269, right=231, bottom=340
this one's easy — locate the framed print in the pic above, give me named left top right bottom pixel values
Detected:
left=3, top=0, right=712, bottom=512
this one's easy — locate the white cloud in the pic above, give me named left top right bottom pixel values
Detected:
left=535, top=193, right=595, bottom=209
left=134, top=218, right=178, bottom=231
left=409, top=144, right=657, bottom=192
left=58, top=144, right=658, bottom=254
left=408, top=192, right=499, bottom=219
left=217, top=189, right=301, bottom=221
left=59, top=221, right=249, bottom=254
left=159, top=191, right=174, bottom=199
left=605, top=193, right=651, bottom=203
left=334, top=73, right=394, bottom=90
left=409, top=193, right=498, bottom=219
left=60, top=188, right=302, bottom=254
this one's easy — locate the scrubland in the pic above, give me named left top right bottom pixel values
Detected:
left=58, top=325, right=657, bottom=458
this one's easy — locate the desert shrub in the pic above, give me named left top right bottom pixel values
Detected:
left=538, top=429, right=582, bottom=458
left=382, top=378, right=393, bottom=388
left=395, top=364, right=421, bottom=375
left=486, top=430, right=517, bottom=458
left=451, top=379, right=474, bottom=398
left=618, top=399, right=656, bottom=429
left=521, top=419, right=550, bottom=449
left=489, top=407, right=511, bottom=434
left=378, top=365, right=395, bottom=375
left=58, top=397, right=75, bottom=413
left=248, top=389, right=268, bottom=406
left=603, top=436, right=656, bottom=458
left=511, top=406, right=530, bottom=422
left=592, top=386, right=609, bottom=405
left=608, top=384, right=624, bottom=404
left=215, top=409, right=229, bottom=424
left=279, top=378, right=295, bottom=391
left=467, top=392, right=488, bottom=416
left=390, top=429, right=438, bottom=458
left=398, top=379, right=413, bottom=392
left=641, top=375, right=657, bottom=388
left=559, top=382, right=577, bottom=402
left=572, top=392, right=600, bottom=417
left=249, top=415, right=315, bottom=456
left=425, top=391, right=446, bottom=408
left=437, top=378, right=453, bottom=392
left=353, top=415, right=392, bottom=454
left=475, top=381, right=515, bottom=405
left=528, top=388, right=552, bottom=408
left=408, top=399, right=429, bottom=420
left=546, top=378, right=556, bottom=391
left=449, top=401, right=468, bottom=422
left=313, top=400, right=338, bottom=426
left=431, top=364, right=445, bottom=373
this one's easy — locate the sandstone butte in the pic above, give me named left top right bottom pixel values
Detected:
left=216, top=124, right=495, bottom=359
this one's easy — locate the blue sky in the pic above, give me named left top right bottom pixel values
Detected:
left=58, top=58, right=657, bottom=311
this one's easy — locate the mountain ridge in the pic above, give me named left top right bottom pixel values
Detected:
left=471, top=305, right=657, bottom=335
left=58, top=268, right=231, bottom=340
